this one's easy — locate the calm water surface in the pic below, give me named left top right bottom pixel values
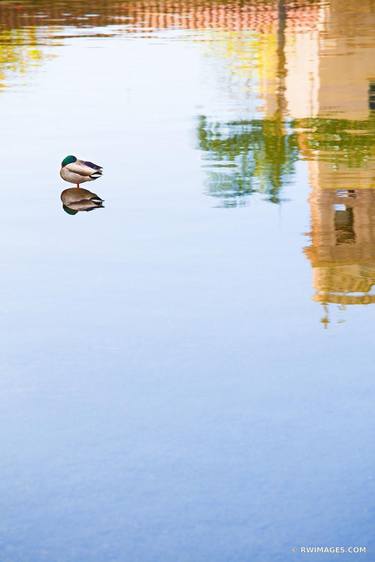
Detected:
left=0, top=1, right=375, bottom=561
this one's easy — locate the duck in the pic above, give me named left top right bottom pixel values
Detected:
left=60, top=155, right=103, bottom=187
left=61, top=187, right=104, bottom=214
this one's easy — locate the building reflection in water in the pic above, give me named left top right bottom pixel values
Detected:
left=196, top=0, right=375, bottom=319
left=298, top=0, right=375, bottom=321
left=305, top=189, right=375, bottom=313
left=301, top=115, right=375, bottom=321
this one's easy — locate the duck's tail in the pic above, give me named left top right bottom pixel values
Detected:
left=90, top=170, right=103, bottom=180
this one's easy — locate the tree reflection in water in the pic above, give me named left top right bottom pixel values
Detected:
left=197, top=114, right=375, bottom=207
left=294, top=116, right=375, bottom=168
left=197, top=115, right=299, bottom=206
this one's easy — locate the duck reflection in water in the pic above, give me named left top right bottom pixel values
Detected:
left=61, top=187, right=104, bottom=215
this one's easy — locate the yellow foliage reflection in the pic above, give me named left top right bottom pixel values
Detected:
left=0, top=27, right=46, bottom=89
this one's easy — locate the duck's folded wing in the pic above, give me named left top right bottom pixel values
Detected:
left=66, top=161, right=102, bottom=177
left=83, top=160, right=102, bottom=171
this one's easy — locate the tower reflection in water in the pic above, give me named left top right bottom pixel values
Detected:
left=300, top=113, right=375, bottom=324
left=305, top=188, right=375, bottom=320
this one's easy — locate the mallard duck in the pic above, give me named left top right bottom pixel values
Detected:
left=61, top=187, right=104, bottom=214
left=60, top=155, right=103, bottom=187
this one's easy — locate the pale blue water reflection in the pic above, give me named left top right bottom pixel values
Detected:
left=0, top=1, right=375, bottom=561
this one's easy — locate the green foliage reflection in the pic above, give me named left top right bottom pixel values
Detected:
left=198, top=115, right=299, bottom=205
left=292, top=117, right=375, bottom=168
left=197, top=114, right=375, bottom=206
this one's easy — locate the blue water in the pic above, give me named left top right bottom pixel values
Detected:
left=0, top=1, right=374, bottom=560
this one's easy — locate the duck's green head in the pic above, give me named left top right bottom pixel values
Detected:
left=61, top=155, right=77, bottom=167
